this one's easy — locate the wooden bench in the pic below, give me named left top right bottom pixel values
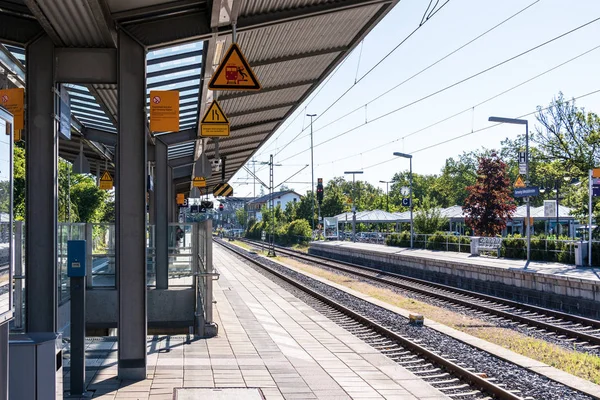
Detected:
left=478, top=237, right=502, bottom=258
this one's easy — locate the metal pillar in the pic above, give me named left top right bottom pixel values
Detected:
left=167, top=167, right=174, bottom=222
left=69, top=276, right=86, bottom=396
left=25, top=34, right=57, bottom=333
left=155, top=140, right=169, bottom=289
left=116, top=29, right=147, bottom=381
left=0, top=323, right=6, bottom=400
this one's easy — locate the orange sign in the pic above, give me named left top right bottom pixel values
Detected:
left=200, top=100, right=230, bottom=137
left=99, top=171, right=113, bottom=190
left=593, top=168, right=600, bottom=178
left=514, top=176, right=525, bottom=188
left=0, top=88, right=24, bottom=130
left=193, top=177, right=207, bottom=188
left=149, top=90, right=179, bottom=132
left=208, top=43, right=261, bottom=91
left=176, top=193, right=185, bottom=205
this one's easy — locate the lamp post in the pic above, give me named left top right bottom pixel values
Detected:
left=379, top=180, right=392, bottom=212
left=307, top=113, right=317, bottom=232
left=393, top=152, right=413, bottom=249
left=344, top=171, right=363, bottom=242
left=489, top=116, right=530, bottom=262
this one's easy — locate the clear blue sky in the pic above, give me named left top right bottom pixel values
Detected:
left=231, top=0, right=600, bottom=198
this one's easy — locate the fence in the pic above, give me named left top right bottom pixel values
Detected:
left=12, top=221, right=219, bottom=332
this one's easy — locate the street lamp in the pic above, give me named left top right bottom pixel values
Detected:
left=344, top=171, right=363, bottom=242
left=393, top=152, right=413, bottom=249
left=379, top=180, right=393, bottom=212
left=307, top=113, right=317, bottom=232
left=489, top=116, right=530, bottom=262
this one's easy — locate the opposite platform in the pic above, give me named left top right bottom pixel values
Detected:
left=70, top=244, right=448, bottom=399
left=309, top=241, right=600, bottom=318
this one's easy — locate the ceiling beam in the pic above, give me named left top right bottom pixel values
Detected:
left=252, top=46, right=348, bottom=67
left=156, top=128, right=197, bottom=146
left=0, top=12, right=41, bottom=46
left=218, top=80, right=316, bottom=102
left=170, top=155, right=194, bottom=169
left=55, top=48, right=117, bottom=84
left=83, top=127, right=117, bottom=146
left=85, top=0, right=117, bottom=47
left=228, top=102, right=296, bottom=118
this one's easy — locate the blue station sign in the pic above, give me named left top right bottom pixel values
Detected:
left=514, top=186, right=539, bottom=198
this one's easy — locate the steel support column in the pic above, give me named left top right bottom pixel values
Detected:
left=168, top=167, right=174, bottom=222
left=116, top=29, right=147, bottom=380
left=155, top=140, right=169, bottom=289
left=25, top=34, right=57, bottom=333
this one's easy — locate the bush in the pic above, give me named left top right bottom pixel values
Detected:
left=385, top=231, right=411, bottom=248
left=286, top=219, right=312, bottom=244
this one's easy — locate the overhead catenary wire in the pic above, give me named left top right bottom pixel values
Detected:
left=271, top=0, right=541, bottom=159
left=316, top=42, right=600, bottom=167
left=272, top=0, right=453, bottom=159
left=277, top=15, right=600, bottom=164
left=361, top=87, right=600, bottom=171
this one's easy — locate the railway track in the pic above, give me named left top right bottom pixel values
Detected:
left=217, top=239, right=593, bottom=400
left=243, top=239, right=600, bottom=351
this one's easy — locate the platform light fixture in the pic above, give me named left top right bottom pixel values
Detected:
left=393, top=152, right=413, bottom=248
left=344, top=171, right=363, bottom=242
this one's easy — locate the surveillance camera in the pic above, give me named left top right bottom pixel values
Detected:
left=211, top=159, right=220, bottom=166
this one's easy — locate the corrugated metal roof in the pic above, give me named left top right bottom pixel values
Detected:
left=239, top=0, right=334, bottom=18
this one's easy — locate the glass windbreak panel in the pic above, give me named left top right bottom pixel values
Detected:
left=0, top=118, right=10, bottom=316
left=147, top=225, right=155, bottom=286
left=168, top=224, right=193, bottom=286
left=91, top=224, right=115, bottom=288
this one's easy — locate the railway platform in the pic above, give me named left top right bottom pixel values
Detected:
left=309, top=241, right=600, bottom=319
left=69, top=245, right=449, bottom=399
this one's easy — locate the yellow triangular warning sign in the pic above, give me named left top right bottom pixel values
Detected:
left=193, top=177, right=207, bottom=188
left=201, top=101, right=230, bottom=137
left=99, top=171, right=113, bottom=190
left=208, top=43, right=261, bottom=91
left=514, top=175, right=525, bottom=188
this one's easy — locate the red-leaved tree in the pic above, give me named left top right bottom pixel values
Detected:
left=463, top=152, right=516, bottom=236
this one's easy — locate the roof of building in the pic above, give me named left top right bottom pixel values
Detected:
left=334, top=209, right=400, bottom=224
left=248, top=190, right=301, bottom=205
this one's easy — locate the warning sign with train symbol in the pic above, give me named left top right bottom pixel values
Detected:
left=208, top=43, right=261, bottom=91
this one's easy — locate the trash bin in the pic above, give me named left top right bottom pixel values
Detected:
left=470, top=237, right=480, bottom=256
left=575, top=241, right=589, bottom=266
left=9, top=332, right=63, bottom=400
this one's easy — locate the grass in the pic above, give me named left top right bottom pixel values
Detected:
left=279, top=257, right=600, bottom=385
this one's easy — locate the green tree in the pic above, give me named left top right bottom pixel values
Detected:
left=321, top=177, right=348, bottom=217
left=70, top=175, right=108, bottom=222
left=13, top=145, right=25, bottom=221
left=283, top=201, right=297, bottom=223
left=413, top=195, right=449, bottom=234
left=463, top=152, right=516, bottom=236
left=433, top=151, right=479, bottom=207
left=236, top=207, right=249, bottom=228
left=296, top=191, right=316, bottom=227
left=58, top=160, right=77, bottom=222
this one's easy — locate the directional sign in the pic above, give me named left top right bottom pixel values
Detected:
left=514, top=175, right=526, bottom=188
left=514, top=186, right=539, bottom=198
left=201, top=100, right=230, bottom=137
left=208, top=43, right=261, bottom=91
left=213, top=183, right=233, bottom=197
left=99, top=171, right=113, bottom=190
left=0, top=88, right=24, bottom=130
left=149, top=90, right=179, bottom=132
left=193, top=177, right=207, bottom=188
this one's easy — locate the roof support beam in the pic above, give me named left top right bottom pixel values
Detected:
left=55, top=48, right=117, bottom=84
left=83, top=127, right=117, bottom=146
left=228, top=102, right=296, bottom=118
left=169, top=155, right=194, bottom=169
left=156, top=129, right=197, bottom=146
left=218, top=80, right=316, bottom=101
left=252, top=47, right=348, bottom=67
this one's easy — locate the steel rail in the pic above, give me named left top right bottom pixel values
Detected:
left=242, top=239, right=600, bottom=347
left=217, top=239, right=522, bottom=400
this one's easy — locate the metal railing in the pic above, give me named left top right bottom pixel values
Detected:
left=12, top=221, right=219, bottom=334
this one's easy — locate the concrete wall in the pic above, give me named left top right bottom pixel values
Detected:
left=86, top=287, right=195, bottom=330
left=309, top=242, right=600, bottom=319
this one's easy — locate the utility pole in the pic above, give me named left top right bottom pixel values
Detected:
left=307, top=113, right=317, bottom=232
left=344, top=171, right=363, bottom=242
left=268, top=155, right=276, bottom=257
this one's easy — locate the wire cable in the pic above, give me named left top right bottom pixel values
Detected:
left=361, top=87, right=600, bottom=171
left=273, top=0, right=453, bottom=158
left=273, top=0, right=541, bottom=157
left=316, top=42, right=600, bottom=166
left=277, top=16, right=600, bottom=164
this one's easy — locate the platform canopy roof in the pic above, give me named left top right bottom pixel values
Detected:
left=0, top=0, right=399, bottom=194
left=334, top=209, right=399, bottom=224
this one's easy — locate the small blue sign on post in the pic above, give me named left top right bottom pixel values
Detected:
left=402, top=198, right=411, bottom=207
left=67, top=240, right=86, bottom=277
left=514, top=186, right=539, bottom=198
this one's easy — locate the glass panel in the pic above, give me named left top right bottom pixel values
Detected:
left=0, top=118, right=10, bottom=315
left=91, top=223, right=115, bottom=288
left=168, top=223, right=194, bottom=287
